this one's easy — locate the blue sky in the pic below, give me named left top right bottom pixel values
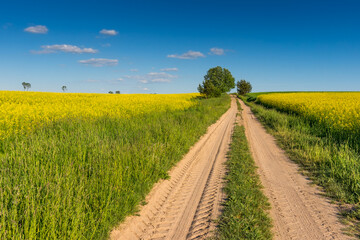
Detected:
left=1, top=0, right=359, bottom=93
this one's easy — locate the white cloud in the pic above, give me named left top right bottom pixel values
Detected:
left=123, top=75, right=145, bottom=82
left=123, top=72, right=177, bottom=84
left=24, top=25, right=48, bottom=34
left=123, top=75, right=134, bottom=79
left=85, top=79, right=99, bottom=83
left=130, top=69, right=139, bottom=72
left=32, top=44, right=98, bottom=54
left=107, top=78, right=124, bottom=84
left=100, top=29, right=118, bottom=36
left=151, top=78, right=171, bottom=83
left=209, top=47, right=225, bottom=55
left=147, top=72, right=175, bottom=79
left=101, top=43, right=111, bottom=47
left=167, top=50, right=205, bottom=59
left=147, top=72, right=176, bottom=83
left=79, top=58, right=118, bottom=67
left=160, top=67, right=178, bottom=72
left=143, top=88, right=149, bottom=91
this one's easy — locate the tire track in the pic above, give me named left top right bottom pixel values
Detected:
left=110, top=97, right=237, bottom=240
left=239, top=99, right=353, bottom=240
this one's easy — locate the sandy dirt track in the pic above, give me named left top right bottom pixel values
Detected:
left=239, top=100, right=353, bottom=240
left=110, top=97, right=237, bottom=240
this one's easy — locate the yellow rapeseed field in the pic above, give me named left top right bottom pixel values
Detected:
left=257, top=92, right=360, bottom=133
left=0, top=91, right=199, bottom=139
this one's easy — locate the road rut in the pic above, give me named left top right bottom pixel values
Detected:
left=239, top=99, right=352, bottom=240
left=110, top=97, right=237, bottom=240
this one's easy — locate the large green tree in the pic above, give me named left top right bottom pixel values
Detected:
left=237, top=80, right=252, bottom=95
left=198, top=66, right=235, bottom=98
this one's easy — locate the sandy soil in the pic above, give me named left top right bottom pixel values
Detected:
left=110, top=97, right=237, bottom=240
left=239, top=99, right=353, bottom=240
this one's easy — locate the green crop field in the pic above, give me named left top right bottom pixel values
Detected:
left=0, top=92, right=230, bottom=239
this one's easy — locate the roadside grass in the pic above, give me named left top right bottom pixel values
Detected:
left=0, top=95, right=230, bottom=240
left=217, top=101, right=272, bottom=240
left=245, top=91, right=360, bottom=103
left=245, top=92, right=297, bottom=101
left=245, top=91, right=359, bottom=98
left=239, top=95, right=360, bottom=236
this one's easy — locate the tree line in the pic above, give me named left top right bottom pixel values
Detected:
left=21, top=82, right=69, bottom=92
left=20, top=67, right=249, bottom=96
left=198, top=66, right=252, bottom=97
left=21, top=82, right=121, bottom=94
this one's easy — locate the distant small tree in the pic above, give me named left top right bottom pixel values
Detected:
left=237, top=80, right=252, bottom=95
left=22, top=82, right=31, bottom=91
left=198, top=66, right=235, bottom=98
left=62, top=86, right=67, bottom=92
left=115, top=90, right=120, bottom=94
left=108, top=91, right=113, bottom=94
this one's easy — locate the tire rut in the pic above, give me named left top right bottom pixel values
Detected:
left=239, top=99, right=353, bottom=240
left=110, top=97, right=237, bottom=240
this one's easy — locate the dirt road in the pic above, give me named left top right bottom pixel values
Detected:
left=239, top=100, right=352, bottom=240
left=110, top=97, right=237, bottom=240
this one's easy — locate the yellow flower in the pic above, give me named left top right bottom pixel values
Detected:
left=0, top=91, right=199, bottom=139
left=257, top=92, right=360, bottom=132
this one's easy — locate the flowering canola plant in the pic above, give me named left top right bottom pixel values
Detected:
left=0, top=91, right=199, bottom=139
left=257, top=92, right=360, bottom=134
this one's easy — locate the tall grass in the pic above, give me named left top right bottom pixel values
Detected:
left=240, top=96, right=360, bottom=234
left=255, top=92, right=360, bottom=153
left=0, top=95, right=230, bottom=239
left=241, top=96, right=360, bottom=202
left=217, top=101, right=272, bottom=239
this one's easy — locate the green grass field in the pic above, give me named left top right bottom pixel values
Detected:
left=240, top=94, right=360, bottom=234
left=216, top=100, right=272, bottom=240
left=0, top=95, right=230, bottom=239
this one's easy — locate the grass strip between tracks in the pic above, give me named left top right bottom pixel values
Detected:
left=239, top=95, right=360, bottom=236
left=0, top=95, right=230, bottom=240
left=217, top=100, right=272, bottom=240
